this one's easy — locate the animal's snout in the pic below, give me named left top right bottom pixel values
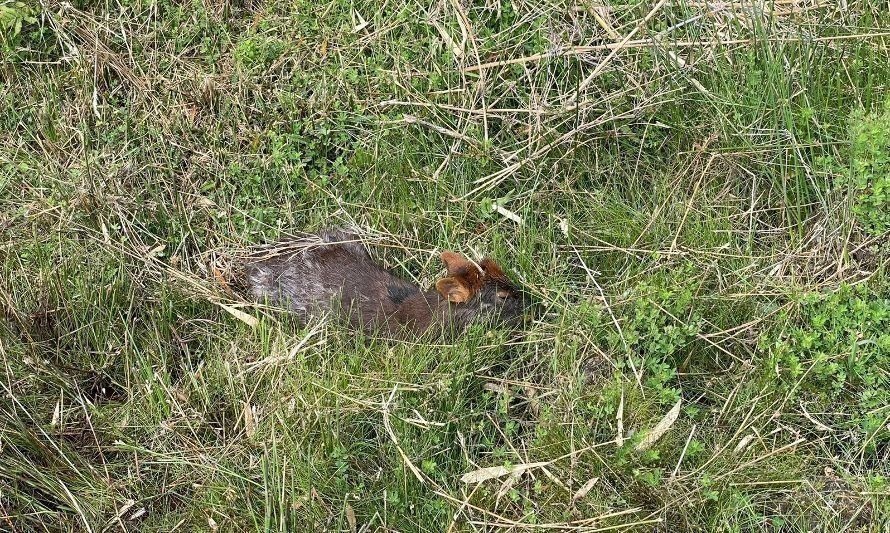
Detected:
left=519, top=292, right=542, bottom=322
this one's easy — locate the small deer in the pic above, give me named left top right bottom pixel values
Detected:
left=244, top=228, right=530, bottom=338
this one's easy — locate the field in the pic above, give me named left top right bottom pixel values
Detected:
left=1, top=0, right=889, bottom=531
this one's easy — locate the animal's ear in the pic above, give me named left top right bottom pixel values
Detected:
left=435, top=277, right=473, bottom=303
left=438, top=251, right=483, bottom=302
left=441, top=251, right=474, bottom=275
left=480, top=258, right=505, bottom=278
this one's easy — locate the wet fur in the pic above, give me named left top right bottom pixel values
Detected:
left=244, top=228, right=525, bottom=338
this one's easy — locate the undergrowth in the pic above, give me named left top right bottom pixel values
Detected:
left=1, top=0, right=889, bottom=531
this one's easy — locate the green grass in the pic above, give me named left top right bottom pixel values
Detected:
left=2, top=0, right=889, bottom=530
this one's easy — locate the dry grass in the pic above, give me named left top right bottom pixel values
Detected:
left=1, top=0, right=888, bottom=530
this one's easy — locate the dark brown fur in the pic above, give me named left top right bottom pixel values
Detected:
left=244, top=228, right=527, bottom=338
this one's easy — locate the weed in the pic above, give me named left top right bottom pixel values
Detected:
left=849, top=101, right=890, bottom=235
left=234, top=36, right=285, bottom=71
left=766, top=284, right=890, bottom=448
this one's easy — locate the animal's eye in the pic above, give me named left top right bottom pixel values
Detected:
left=496, top=289, right=511, bottom=301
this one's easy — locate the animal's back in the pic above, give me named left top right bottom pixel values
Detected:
left=244, top=229, right=421, bottom=328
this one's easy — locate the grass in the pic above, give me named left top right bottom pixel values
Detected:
left=1, top=0, right=889, bottom=530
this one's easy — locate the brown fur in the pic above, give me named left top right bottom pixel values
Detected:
left=244, top=228, right=528, bottom=339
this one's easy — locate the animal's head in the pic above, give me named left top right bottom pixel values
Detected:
left=435, top=251, right=531, bottom=325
